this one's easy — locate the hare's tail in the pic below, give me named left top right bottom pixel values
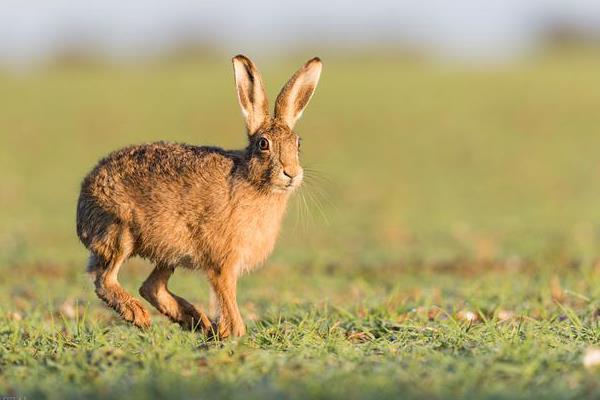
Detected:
left=86, top=253, right=100, bottom=275
left=76, top=194, right=135, bottom=274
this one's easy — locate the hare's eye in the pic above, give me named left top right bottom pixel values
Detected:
left=258, top=138, right=270, bottom=151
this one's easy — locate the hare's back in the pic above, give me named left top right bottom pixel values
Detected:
left=78, top=142, right=235, bottom=226
left=84, top=141, right=232, bottom=190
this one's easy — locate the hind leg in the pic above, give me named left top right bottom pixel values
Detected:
left=90, top=234, right=151, bottom=329
left=139, top=265, right=212, bottom=332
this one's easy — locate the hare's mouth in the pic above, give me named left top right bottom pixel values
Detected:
left=272, top=180, right=301, bottom=194
left=272, top=184, right=296, bottom=194
left=270, top=169, right=303, bottom=194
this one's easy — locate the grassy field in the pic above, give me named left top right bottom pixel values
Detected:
left=1, top=50, right=600, bottom=399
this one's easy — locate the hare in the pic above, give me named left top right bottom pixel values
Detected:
left=76, top=55, right=322, bottom=338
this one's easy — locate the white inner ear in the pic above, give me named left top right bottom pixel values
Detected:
left=233, top=61, right=251, bottom=118
left=233, top=57, right=268, bottom=133
left=289, top=84, right=304, bottom=120
left=239, top=106, right=249, bottom=119
left=288, top=63, right=322, bottom=123
left=303, top=63, right=322, bottom=86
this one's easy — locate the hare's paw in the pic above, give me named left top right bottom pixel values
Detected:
left=96, top=283, right=152, bottom=329
left=210, top=319, right=245, bottom=340
left=120, top=298, right=152, bottom=329
left=177, top=302, right=212, bottom=332
left=232, top=323, right=246, bottom=337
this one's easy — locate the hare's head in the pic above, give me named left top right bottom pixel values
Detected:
left=232, top=55, right=322, bottom=194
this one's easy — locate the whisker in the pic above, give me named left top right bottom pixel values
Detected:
left=292, top=187, right=302, bottom=233
left=302, top=177, right=338, bottom=213
left=303, top=172, right=334, bottom=186
left=303, top=185, right=330, bottom=226
left=300, top=189, right=312, bottom=231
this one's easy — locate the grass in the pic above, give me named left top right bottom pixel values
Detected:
left=1, top=261, right=599, bottom=399
left=1, top=49, right=600, bottom=399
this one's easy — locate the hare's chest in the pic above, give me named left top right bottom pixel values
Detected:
left=230, top=201, right=286, bottom=272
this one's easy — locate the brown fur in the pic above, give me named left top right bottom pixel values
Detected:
left=76, top=55, right=322, bottom=337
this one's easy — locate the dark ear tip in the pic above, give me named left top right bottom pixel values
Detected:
left=232, top=54, right=250, bottom=64
left=308, top=57, right=322, bottom=65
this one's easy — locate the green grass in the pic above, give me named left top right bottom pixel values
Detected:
left=1, top=50, right=600, bottom=399
left=1, top=261, right=599, bottom=399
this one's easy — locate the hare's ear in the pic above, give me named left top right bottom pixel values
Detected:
left=232, top=55, right=269, bottom=135
left=274, top=57, right=322, bottom=130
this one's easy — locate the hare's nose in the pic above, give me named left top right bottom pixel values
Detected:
left=283, top=170, right=296, bottom=179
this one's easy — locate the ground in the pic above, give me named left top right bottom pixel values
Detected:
left=0, top=49, right=599, bottom=399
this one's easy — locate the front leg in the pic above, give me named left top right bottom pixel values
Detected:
left=207, top=267, right=246, bottom=338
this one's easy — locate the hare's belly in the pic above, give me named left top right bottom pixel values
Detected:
left=134, top=219, right=199, bottom=266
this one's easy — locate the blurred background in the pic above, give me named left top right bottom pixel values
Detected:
left=1, top=1, right=600, bottom=66
left=1, top=0, right=600, bottom=269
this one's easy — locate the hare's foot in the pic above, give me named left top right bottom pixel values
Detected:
left=213, top=318, right=246, bottom=339
left=140, top=266, right=212, bottom=332
left=96, top=283, right=152, bottom=329
left=91, top=243, right=151, bottom=329
left=175, top=297, right=212, bottom=331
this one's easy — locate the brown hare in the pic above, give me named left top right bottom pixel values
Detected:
left=76, top=55, right=322, bottom=338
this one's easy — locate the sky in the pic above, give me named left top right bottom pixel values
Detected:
left=0, top=0, right=599, bottom=67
